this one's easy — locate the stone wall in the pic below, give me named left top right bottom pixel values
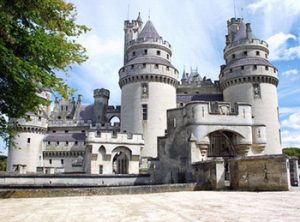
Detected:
left=229, top=155, right=290, bottom=191
left=0, top=173, right=150, bottom=188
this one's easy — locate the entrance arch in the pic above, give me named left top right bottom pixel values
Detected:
left=208, top=130, right=238, bottom=158
left=112, top=147, right=132, bottom=174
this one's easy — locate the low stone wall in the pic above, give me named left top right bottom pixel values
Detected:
left=229, top=155, right=290, bottom=191
left=0, top=183, right=197, bottom=199
left=0, top=173, right=150, bottom=188
left=192, top=158, right=225, bottom=190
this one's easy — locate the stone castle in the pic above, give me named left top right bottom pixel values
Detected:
left=7, top=13, right=291, bottom=189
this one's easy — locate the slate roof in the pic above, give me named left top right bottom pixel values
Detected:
left=126, top=56, right=175, bottom=68
left=78, top=105, right=93, bottom=121
left=138, top=20, right=161, bottom=40
left=44, top=133, right=86, bottom=142
left=177, top=94, right=224, bottom=103
left=225, top=57, right=275, bottom=70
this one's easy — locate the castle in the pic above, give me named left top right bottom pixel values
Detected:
left=7, top=13, right=286, bottom=187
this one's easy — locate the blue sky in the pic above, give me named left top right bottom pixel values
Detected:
left=1, top=0, right=300, bottom=154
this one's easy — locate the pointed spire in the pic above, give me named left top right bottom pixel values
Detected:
left=138, top=20, right=160, bottom=40
left=137, top=12, right=142, bottom=23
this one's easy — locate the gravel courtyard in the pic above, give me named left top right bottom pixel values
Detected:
left=0, top=190, right=299, bottom=222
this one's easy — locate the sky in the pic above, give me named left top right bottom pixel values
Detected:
left=1, top=0, right=300, bottom=154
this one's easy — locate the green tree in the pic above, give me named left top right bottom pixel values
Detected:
left=283, top=147, right=300, bottom=158
left=0, top=0, right=89, bottom=143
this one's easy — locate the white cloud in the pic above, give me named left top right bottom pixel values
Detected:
left=282, top=112, right=300, bottom=129
left=280, top=109, right=300, bottom=147
left=248, top=0, right=300, bottom=39
left=79, top=34, right=123, bottom=57
left=282, top=69, right=300, bottom=77
left=266, top=32, right=300, bottom=61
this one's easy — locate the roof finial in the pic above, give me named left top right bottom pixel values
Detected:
left=241, top=7, right=244, bottom=20
left=233, top=0, right=237, bottom=18
left=148, top=9, right=151, bottom=20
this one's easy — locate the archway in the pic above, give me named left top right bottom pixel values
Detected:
left=112, top=147, right=131, bottom=174
left=208, top=130, right=238, bottom=158
left=109, top=116, right=120, bottom=126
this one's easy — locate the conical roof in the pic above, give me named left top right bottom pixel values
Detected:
left=138, top=20, right=161, bottom=39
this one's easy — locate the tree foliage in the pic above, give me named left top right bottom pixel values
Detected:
left=283, top=147, right=300, bottom=158
left=0, top=0, right=89, bottom=143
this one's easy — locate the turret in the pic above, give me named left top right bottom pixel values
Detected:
left=119, top=14, right=179, bottom=158
left=7, top=89, right=51, bottom=173
left=92, top=88, right=110, bottom=124
left=219, top=18, right=281, bottom=155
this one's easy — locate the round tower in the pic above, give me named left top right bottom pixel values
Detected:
left=92, top=88, right=110, bottom=124
left=119, top=15, right=179, bottom=158
left=7, top=90, right=51, bottom=173
left=219, top=18, right=281, bottom=154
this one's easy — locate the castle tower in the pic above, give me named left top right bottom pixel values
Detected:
left=219, top=18, right=281, bottom=154
left=119, top=15, right=179, bottom=158
left=92, top=88, right=110, bottom=124
left=7, top=90, right=51, bottom=173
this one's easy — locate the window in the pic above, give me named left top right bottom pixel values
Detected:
left=167, top=54, right=169, bottom=59
left=58, top=116, right=61, bottom=119
left=232, top=54, right=235, bottom=59
left=49, top=159, right=52, bottom=164
left=166, top=66, right=169, bottom=71
left=156, top=50, right=161, bottom=55
left=99, top=165, right=103, bottom=174
left=180, top=103, right=184, bottom=107
left=65, top=130, right=68, bottom=133
left=131, top=64, right=134, bottom=69
left=253, top=83, right=261, bottom=98
left=66, top=106, right=68, bottom=111
left=253, top=65, right=257, bottom=70
left=143, top=63, right=146, bottom=68
left=66, top=141, right=69, bottom=146
left=52, top=130, right=56, bottom=133
left=56, top=141, right=59, bottom=145
left=144, top=49, right=147, bottom=55
left=81, top=130, right=85, bottom=133
left=244, top=51, right=247, bottom=56
left=241, top=66, right=244, bottom=70
left=132, top=51, right=136, bottom=56
left=141, top=83, right=148, bottom=98
left=38, top=116, right=41, bottom=121
left=47, top=141, right=50, bottom=145
left=265, top=66, right=269, bottom=70
left=61, top=105, right=63, bottom=111
left=75, top=141, right=78, bottom=145
left=61, top=159, right=64, bottom=165
left=256, top=51, right=260, bottom=56
left=142, top=104, right=148, bottom=120
left=27, top=138, right=30, bottom=143
left=155, top=64, right=159, bottom=69
left=229, top=68, right=232, bottom=73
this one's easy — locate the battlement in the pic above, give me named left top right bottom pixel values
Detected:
left=107, top=105, right=121, bottom=113
left=93, top=88, right=110, bottom=98
left=227, top=17, right=242, bottom=25
left=127, top=37, right=171, bottom=49
left=225, top=38, right=268, bottom=52
left=86, top=131, right=144, bottom=145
